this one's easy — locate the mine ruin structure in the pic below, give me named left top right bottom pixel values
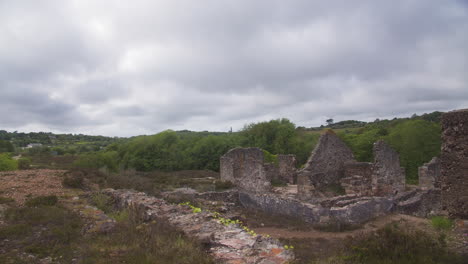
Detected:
left=219, top=108, right=468, bottom=226
left=440, top=109, right=468, bottom=218
left=220, top=148, right=297, bottom=193
left=298, top=132, right=406, bottom=200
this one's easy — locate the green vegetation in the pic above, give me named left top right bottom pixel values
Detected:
left=1, top=112, right=443, bottom=184
left=283, top=222, right=464, bottom=264
left=25, top=195, right=59, bottom=207
left=431, top=216, right=453, bottom=231
left=338, top=119, right=441, bottom=183
left=341, top=223, right=463, bottom=264
left=0, top=195, right=213, bottom=263
left=262, top=149, right=279, bottom=166
left=0, top=196, right=15, bottom=204
left=0, top=153, right=18, bottom=171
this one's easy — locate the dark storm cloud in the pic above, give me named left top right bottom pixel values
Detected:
left=0, top=0, right=467, bottom=136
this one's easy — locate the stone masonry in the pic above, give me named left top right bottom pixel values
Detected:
left=277, top=154, right=297, bottom=184
left=297, top=131, right=355, bottom=200
left=440, top=109, right=468, bottom=218
left=371, top=140, right=405, bottom=196
left=220, top=148, right=272, bottom=194
left=418, top=157, right=441, bottom=190
left=340, top=161, right=373, bottom=196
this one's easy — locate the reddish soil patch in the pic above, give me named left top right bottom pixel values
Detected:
left=0, top=169, right=66, bottom=205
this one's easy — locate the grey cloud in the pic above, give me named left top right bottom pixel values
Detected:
left=0, top=0, right=467, bottom=136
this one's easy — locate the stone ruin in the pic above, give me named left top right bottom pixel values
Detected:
left=297, top=130, right=355, bottom=200
left=217, top=109, right=468, bottom=227
left=371, top=140, right=406, bottom=196
left=220, top=148, right=297, bottom=193
left=278, top=154, right=297, bottom=184
left=418, top=157, right=440, bottom=190
left=440, top=109, right=468, bottom=218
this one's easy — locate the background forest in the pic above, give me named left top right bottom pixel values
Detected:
left=0, top=111, right=443, bottom=184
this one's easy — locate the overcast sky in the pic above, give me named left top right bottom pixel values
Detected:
left=1, top=0, right=467, bottom=137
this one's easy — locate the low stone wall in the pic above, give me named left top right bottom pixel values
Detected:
left=103, top=189, right=294, bottom=264
left=239, top=191, right=394, bottom=225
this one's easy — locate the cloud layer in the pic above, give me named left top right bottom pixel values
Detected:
left=1, top=0, right=467, bottom=136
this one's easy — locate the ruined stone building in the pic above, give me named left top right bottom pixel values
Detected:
left=219, top=108, right=468, bottom=225
left=440, top=109, right=468, bottom=218
left=297, top=130, right=355, bottom=200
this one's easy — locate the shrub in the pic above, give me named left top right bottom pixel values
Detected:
left=431, top=216, right=453, bottom=231
left=17, top=157, right=31, bottom=170
left=62, top=174, right=84, bottom=189
left=0, top=153, right=17, bottom=171
left=25, top=195, right=58, bottom=207
left=89, top=193, right=112, bottom=213
left=0, top=196, right=14, bottom=204
left=214, top=180, right=233, bottom=191
left=343, top=223, right=464, bottom=264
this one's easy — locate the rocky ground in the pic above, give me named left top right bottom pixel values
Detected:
left=0, top=169, right=466, bottom=263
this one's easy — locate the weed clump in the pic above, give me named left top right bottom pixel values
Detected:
left=342, top=223, right=464, bottom=264
left=25, top=195, right=58, bottom=207
left=430, top=216, right=453, bottom=231
left=62, top=173, right=84, bottom=189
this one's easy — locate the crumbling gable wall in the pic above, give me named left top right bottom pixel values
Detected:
left=418, top=157, right=440, bottom=190
left=278, top=154, right=297, bottom=184
left=297, top=131, right=355, bottom=200
left=220, top=148, right=272, bottom=193
left=372, top=140, right=405, bottom=196
left=440, top=109, right=468, bottom=218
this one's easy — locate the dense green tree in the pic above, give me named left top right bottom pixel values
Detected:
left=0, top=140, right=14, bottom=153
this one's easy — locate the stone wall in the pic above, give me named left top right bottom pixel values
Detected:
left=297, top=131, right=355, bottom=200
left=278, top=154, right=297, bottom=184
left=104, top=189, right=294, bottom=263
left=440, top=109, right=468, bottom=218
left=371, top=140, right=405, bottom=196
left=220, top=148, right=272, bottom=193
left=239, top=191, right=394, bottom=225
left=340, top=161, right=373, bottom=196
left=418, top=157, right=440, bottom=190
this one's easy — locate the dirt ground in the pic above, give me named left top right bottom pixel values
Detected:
left=0, top=169, right=67, bottom=205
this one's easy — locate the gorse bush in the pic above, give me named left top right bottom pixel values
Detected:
left=0, top=153, right=17, bottom=171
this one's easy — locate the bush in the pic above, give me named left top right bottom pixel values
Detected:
left=0, top=153, right=17, bottom=171
left=17, top=157, right=31, bottom=170
left=431, top=216, right=453, bottom=231
left=343, top=223, right=464, bottom=264
left=0, top=196, right=14, bottom=204
left=25, top=195, right=58, bottom=207
left=62, top=173, right=84, bottom=189
left=214, top=180, right=233, bottom=191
